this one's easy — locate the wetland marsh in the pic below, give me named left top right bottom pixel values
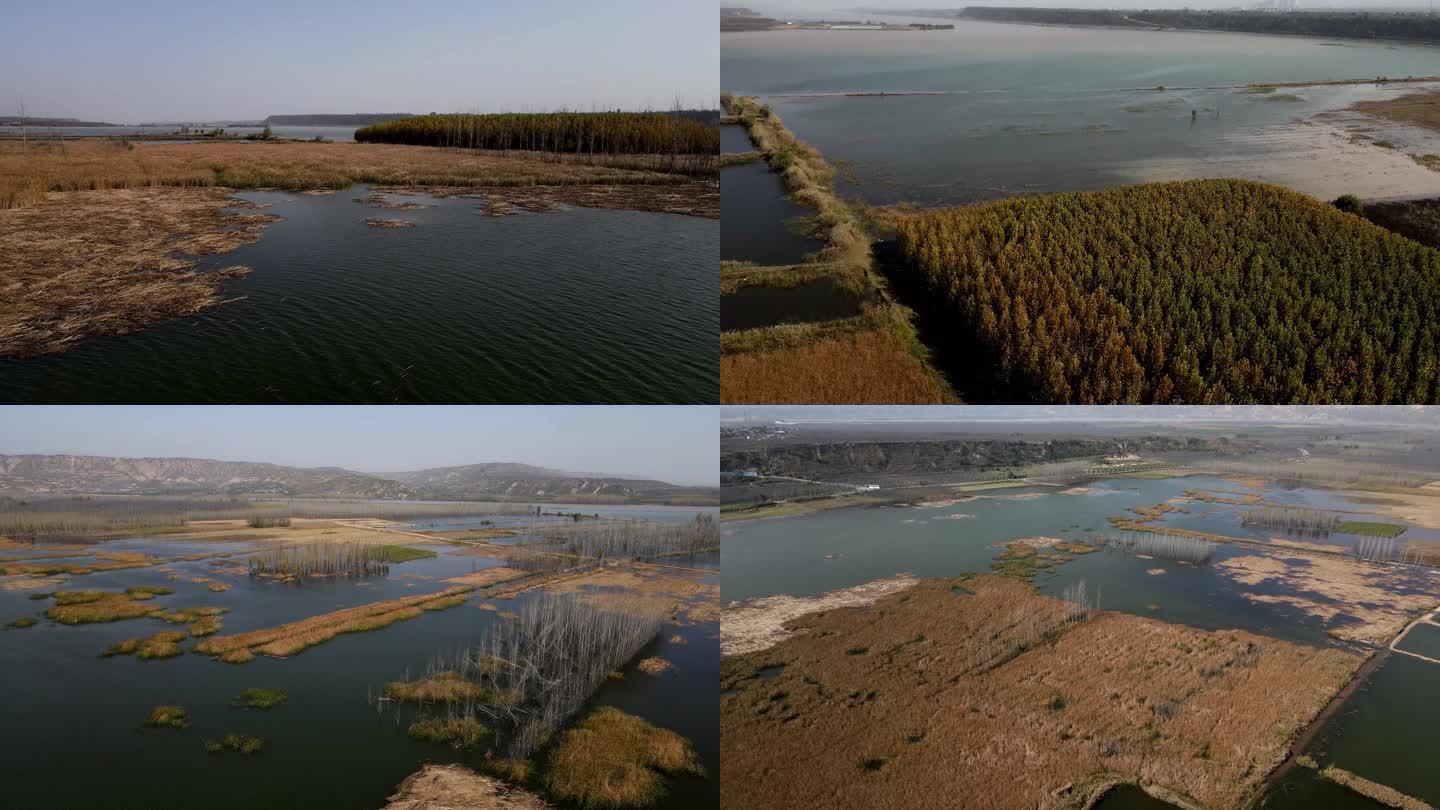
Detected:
left=1, top=503, right=720, bottom=810
left=719, top=419, right=1440, bottom=808
left=0, top=183, right=717, bottom=403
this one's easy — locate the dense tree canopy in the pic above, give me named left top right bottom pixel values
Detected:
left=962, top=7, right=1440, bottom=43
left=896, top=179, right=1440, bottom=403
left=355, top=112, right=719, bottom=157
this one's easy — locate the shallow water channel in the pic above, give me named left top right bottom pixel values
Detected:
left=0, top=529, right=717, bottom=809
left=720, top=163, right=824, bottom=267
left=720, top=277, right=863, bottom=331
left=0, top=187, right=718, bottom=404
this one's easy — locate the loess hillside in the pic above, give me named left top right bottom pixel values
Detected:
left=896, top=179, right=1440, bottom=404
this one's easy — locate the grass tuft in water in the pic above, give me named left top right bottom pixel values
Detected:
left=408, top=716, right=488, bottom=748
left=235, top=688, right=288, bottom=709
left=143, top=705, right=190, bottom=729
left=545, top=706, right=704, bottom=808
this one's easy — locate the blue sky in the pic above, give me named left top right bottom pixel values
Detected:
left=1, top=1, right=717, bottom=122
left=0, top=406, right=718, bottom=486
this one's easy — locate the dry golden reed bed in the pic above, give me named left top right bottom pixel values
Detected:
left=0, top=140, right=696, bottom=209
left=0, top=186, right=276, bottom=357
left=194, top=585, right=473, bottom=662
left=385, top=765, right=551, bottom=810
left=1352, top=89, right=1440, bottom=133
left=720, top=327, right=949, bottom=404
left=721, top=576, right=1361, bottom=810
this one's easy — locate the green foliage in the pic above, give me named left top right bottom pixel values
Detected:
left=246, top=516, right=290, bottom=528
left=1337, top=520, right=1407, bottom=538
left=215, top=733, right=264, bottom=755
left=962, top=7, right=1440, bottom=42
left=408, top=716, right=488, bottom=748
left=1333, top=194, right=1364, bottom=215
left=143, top=705, right=190, bottom=729
left=235, top=688, right=288, bottom=709
left=378, top=545, right=438, bottom=562
left=355, top=112, right=719, bottom=157
left=124, top=585, right=174, bottom=599
left=897, top=179, right=1440, bottom=403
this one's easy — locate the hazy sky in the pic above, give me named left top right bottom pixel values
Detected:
left=1, top=1, right=717, bottom=122
left=0, top=406, right=718, bottom=486
left=722, top=405, right=1440, bottom=428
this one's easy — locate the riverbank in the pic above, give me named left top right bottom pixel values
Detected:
left=718, top=94, right=952, bottom=404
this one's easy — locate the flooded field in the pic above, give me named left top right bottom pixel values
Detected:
left=722, top=468, right=1440, bottom=807
left=722, top=474, right=1435, bottom=643
left=721, top=163, right=823, bottom=265
left=723, top=19, right=1440, bottom=205
left=0, top=187, right=717, bottom=404
left=720, top=277, right=863, bottom=331
left=0, top=509, right=718, bottom=810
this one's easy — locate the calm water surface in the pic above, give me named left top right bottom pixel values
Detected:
left=721, top=277, right=862, bottom=331
left=724, top=19, right=1440, bottom=204
left=0, top=187, right=718, bottom=403
left=721, top=475, right=1417, bottom=645
left=721, top=163, right=824, bottom=266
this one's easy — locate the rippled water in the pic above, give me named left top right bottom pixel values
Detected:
left=0, top=187, right=718, bottom=403
left=724, top=18, right=1440, bottom=204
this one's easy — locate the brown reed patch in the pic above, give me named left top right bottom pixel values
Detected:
left=0, top=140, right=694, bottom=210
left=385, top=764, right=550, bottom=810
left=0, top=186, right=278, bottom=357
left=547, top=707, right=703, bottom=808
left=721, top=575, right=1361, bottom=810
left=444, top=567, right=527, bottom=588
left=194, top=586, right=473, bottom=661
left=721, top=328, right=949, bottom=404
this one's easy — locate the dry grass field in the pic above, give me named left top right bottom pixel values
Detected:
left=1352, top=89, right=1440, bottom=133
left=721, top=576, right=1362, bottom=810
left=720, top=327, right=950, bottom=404
left=0, top=140, right=698, bottom=209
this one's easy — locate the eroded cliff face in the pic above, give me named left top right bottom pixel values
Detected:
left=721, top=436, right=1244, bottom=480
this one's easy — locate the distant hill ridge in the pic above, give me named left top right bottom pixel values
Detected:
left=263, top=113, right=415, bottom=126
left=0, top=454, right=708, bottom=503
